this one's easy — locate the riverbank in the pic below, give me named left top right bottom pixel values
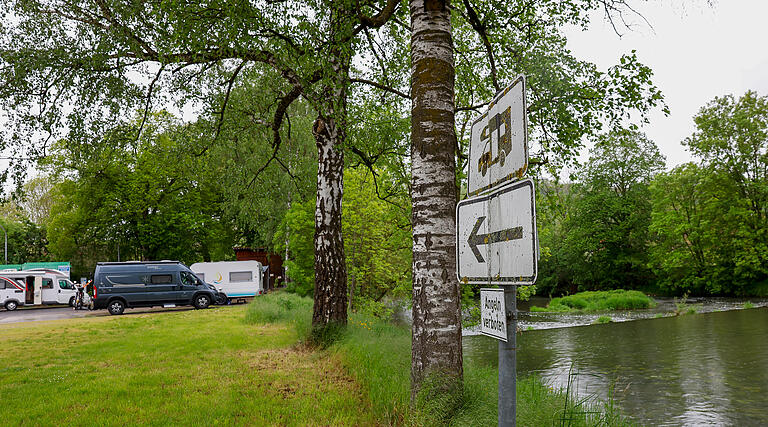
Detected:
left=503, top=295, right=768, bottom=331
left=247, top=292, right=631, bottom=426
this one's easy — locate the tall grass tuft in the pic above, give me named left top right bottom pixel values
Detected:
left=594, top=315, right=613, bottom=324
left=332, top=312, right=634, bottom=426
left=245, top=292, right=312, bottom=328
left=531, top=290, right=656, bottom=313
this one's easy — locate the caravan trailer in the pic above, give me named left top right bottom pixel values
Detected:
left=190, top=261, right=263, bottom=303
left=0, top=269, right=78, bottom=311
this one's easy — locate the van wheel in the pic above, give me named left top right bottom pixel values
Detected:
left=194, top=294, right=211, bottom=309
left=215, top=293, right=228, bottom=305
left=107, top=299, right=125, bottom=315
left=69, top=297, right=75, bottom=307
left=5, top=301, right=18, bottom=311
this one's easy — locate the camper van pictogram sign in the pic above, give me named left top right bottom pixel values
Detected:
left=467, top=76, right=528, bottom=197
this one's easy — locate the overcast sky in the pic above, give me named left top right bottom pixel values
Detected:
left=562, top=0, right=768, bottom=168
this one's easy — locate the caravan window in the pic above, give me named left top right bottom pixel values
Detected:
left=42, top=278, right=53, bottom=289
left=59, top=280, right=73, bottom=290
left=229, top=271, right=252, bottom=282
left=150, top=274, right=174, bottom=284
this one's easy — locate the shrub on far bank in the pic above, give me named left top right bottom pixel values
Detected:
left=531, top=290, right=656, bottom=312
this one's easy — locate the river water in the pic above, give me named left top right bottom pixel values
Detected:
left=463, top=301, right=768, bottom=426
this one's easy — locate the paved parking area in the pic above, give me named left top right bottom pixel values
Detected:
left=0, top=305, right=200, bottom=324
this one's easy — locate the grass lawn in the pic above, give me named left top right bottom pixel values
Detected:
left=2, top=295, right=631, bottom=426
left=0, top=305, right=375, bottom=426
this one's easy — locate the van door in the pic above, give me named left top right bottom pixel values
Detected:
left=33, top=277, right=43, bottom=305
left=41, top=277, right=58, bottom=304
left=145, top=273, right=177, bottom=304
left=178, top=271, right=199, bottom=303
left=57, top=279, right=75, bottom=304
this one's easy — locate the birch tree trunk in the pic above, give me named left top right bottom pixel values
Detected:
left=409, top=0, right=463, bottom=399
left=311, top=3, right=352, bottom=330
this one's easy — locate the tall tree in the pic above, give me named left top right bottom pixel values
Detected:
left=650, top=91, right=768, bottom=296
left=0, top=0, right=401, bottom=332
left=409, top=0, right=463, bottom=398
left=556, top=130, right=664, bottom=291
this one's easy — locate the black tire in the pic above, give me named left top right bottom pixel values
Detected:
left=107, top=299, right=125, bottom=315
left=194, top=294, right=211, bottom=309
left=69, top=296, right=75, bottom=307
left=215, top=292, right=228, bottom=305
left=5, top=300, right=18, bottom=311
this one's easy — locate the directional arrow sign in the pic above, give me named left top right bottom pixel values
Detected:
left=456, top=178, right=537, bottom=285
left=468, top=217, right=523, bottom=263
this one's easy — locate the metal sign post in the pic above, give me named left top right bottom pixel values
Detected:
left=459, top=75, right=533, bottom=427
left=479, top=287, right=517, bottom=427
left=498, top=286, right=516, bottom=427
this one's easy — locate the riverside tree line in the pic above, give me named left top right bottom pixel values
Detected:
left=0, top=0, right=743, bottom=406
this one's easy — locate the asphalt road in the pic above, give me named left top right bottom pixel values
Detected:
left=0, top=305, right=198, bottom=324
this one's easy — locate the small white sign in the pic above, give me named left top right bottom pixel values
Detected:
left=456, top=179, right=538, bottom=285
left=467, top=76, right=527, bottom=197
left=480, top=288, right=507, bottom=341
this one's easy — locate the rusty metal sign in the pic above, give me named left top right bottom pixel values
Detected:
left=456, top=178, right=537, bottom=285
left=467, top=76, right=528, bottom=197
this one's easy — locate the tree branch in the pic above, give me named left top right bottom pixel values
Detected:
left=350, top=78, right=409, bottom=99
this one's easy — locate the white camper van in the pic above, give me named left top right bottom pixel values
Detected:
left=0, top=269, right=78, bottom=311
left=190, top=261, right=263, bottom=303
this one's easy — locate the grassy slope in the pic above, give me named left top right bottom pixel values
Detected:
left=246, top=293, right=631, bottom=426
left=337, top=313, right=629, bottom=426
left=0, top=306, right=375, bottom=426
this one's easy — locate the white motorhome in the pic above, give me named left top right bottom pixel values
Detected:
left=0, top=269, right=78, bottom=311
left=190, top=261, right=263, bottom=303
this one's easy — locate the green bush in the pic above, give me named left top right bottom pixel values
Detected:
left=533, top=290, right=656, bottom=312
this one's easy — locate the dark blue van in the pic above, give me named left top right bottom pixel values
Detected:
left=92, top=261, right=218, bottom=315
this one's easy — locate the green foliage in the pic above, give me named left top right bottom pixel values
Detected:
left=672, top=294, right=701, bottom=316
left=452, top=1, right=668, bottom=176
left=274, top=198, right=316, bottom=297
left=43, top=113, right=235, bottom=274
left=743, top=301, right=755, bottom=309
left=650, top=92, right=768, bottom=296
left=594, top=315, right=613, bottom=324
left=342, top=168, right=412, bottom=311
left=275, top=167, right=412, bottom=312
left=531, top=290, right=656, bottom=312
left=539, top=130, right=664, bottom=294
left=0, top=216, right=50, bottom=264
